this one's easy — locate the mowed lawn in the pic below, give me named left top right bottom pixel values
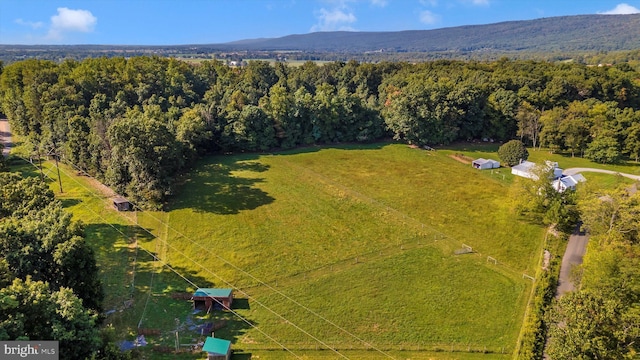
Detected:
left=135, top=143, right=543, bottom=354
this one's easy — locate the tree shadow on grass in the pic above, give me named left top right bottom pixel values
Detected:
left=171, top=143, right=391, bottom=214
left=60, top=198, right=82, bottom=208
left=172, top=155, right=275, bottom=214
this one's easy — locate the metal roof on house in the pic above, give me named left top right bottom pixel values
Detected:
left=473, top=158, right=499, bottom=165
left=193, top=288, right=233, bottom=298
left=511, top=161, right=536, bottom=172
left=202, top=336, right=231, bottom=355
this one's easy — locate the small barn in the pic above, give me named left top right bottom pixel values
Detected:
left=552, top=173, right=587, bottom=192
left=472, top=158, right=500, bottom=170
left=202, top=336, right=231, bottom=360
left=113, top=197, right=132, bottom=211
left=192, top=288, right=233, bottom=312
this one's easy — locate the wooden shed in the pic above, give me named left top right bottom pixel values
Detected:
left=113, top=197, right=132, bottom=211
left=192, top=288, right=233, bottom=312
left=202, top=336, right=231, bottom=360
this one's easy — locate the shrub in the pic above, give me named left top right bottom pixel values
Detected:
left=498, top=140, right=529, bottom=166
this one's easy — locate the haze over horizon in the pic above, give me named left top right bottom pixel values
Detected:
left=1, top=0, right=640, bottom=46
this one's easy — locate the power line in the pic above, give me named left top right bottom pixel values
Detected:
left=42, top=176, right=305, bottom=359
left=282, top=159, right=531, bottom=278
left=35, top=159, right=350, bottom=359
left=52, top=157, right=397, bottom=359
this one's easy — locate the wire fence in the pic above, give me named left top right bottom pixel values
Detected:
left=234, top=341, right=513, bottom=354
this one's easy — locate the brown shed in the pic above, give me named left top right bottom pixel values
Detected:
left=113, top=197, right=132, bottom=211
left=192, top=288, right=233, bottom=312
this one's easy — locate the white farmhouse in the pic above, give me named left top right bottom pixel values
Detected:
left=511, top=160, right=563, bottom=180
left=552, top=173, right=587, bottom=192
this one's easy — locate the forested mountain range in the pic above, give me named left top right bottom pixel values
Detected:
left=1, top=14, right=640, bottom=63
left=223, top=14, right=640, bottom=53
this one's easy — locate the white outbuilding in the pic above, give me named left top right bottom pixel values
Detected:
left=472, top=158, right=500, bottom=170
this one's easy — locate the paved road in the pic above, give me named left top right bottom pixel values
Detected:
left=0, top=118, right=11, bottom=156
left=556, top=224, right=589, bottom=297
left=563, top=167, right=640, bottom=181
left=555, top=167, right=640, bottom=298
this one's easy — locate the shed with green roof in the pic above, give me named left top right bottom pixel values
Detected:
left=192, top=288, right=233, bottom=312
left=202, top=336, right=231, bottom=360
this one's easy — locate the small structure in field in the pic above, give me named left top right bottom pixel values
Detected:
left=202, top=336, right=231, bottom=360
left=552, top=173, right=587, bottom=192
left=192, top=288, right=233, bottom=312
left=472, top=158, right=500, bottom=170
left=511, top=160, right=562, bottom=180
left=113, top=197, right=132, bottom=211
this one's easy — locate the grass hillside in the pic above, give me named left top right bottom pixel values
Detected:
left=20, top=141, right=640, bottom=359
left=133, top=143, right=543, bottom=356
left=33, top=142, right=639, bottom=358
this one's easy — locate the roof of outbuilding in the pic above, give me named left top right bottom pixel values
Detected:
left=193, top=288, right=233, bottom=298
left=202, top=336, right=231, bottom=355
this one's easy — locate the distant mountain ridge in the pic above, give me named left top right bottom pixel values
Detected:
left=2, top=14, right=639, bottom=63
left=219, top=14, right=640, bottom=53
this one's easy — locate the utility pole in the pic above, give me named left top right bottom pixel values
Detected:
left=51, top=140, right=63, bottom=193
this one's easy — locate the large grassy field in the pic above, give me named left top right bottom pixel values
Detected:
left=129, top=143, right=544, bottom=358
left=24, top=141, right=638, bottom=359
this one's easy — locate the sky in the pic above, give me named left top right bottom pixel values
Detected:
left=1, top=0, right=639, bottom=45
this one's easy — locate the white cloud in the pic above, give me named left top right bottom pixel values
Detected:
left=370, top=0, right=388, bottom=7
left=15, top=18, right=44, bottom=29
left=311, top=7, right=357, bottom=31
left=419, top=10, right=440, bottom=24
left=47, top=7, right=97, bottom=40
left=599, top=3, right=640, bottom=14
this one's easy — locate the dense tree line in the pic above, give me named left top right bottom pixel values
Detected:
left=1, top=56, right=639, bottom=207
left=0, top=172, right=128, bottom=359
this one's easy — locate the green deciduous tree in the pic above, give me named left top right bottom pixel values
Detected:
left=0, top=143, right=6, bottom=171
left=0, top=172, right=54, bottom=218
left=547, top=291, right=638, bottom=360
left=106, top=114, right=184, bottom=206
left=498, top=139, right=529, bottom=166
left=0, top=278, right=101, bottom=360
left=539, top=107, right=566, bottom=153
left=585, top=130, right=622, bottom=164
left=516, top=101, right=542, bottom=149
left=578, top=186, right=640, bottom=244
left=0, top=201, right=103, bottom=311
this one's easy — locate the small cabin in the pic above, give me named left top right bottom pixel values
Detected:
left=192, top=288, right=233, bottom=312
left=202, top=336, right=231, bottom=360
left=113, top=197, right=132, bottom=211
